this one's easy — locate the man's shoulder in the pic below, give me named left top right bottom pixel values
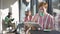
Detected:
left=33, top=13, right=39, bottom=18
left=47, top=14, right=54, bottom=18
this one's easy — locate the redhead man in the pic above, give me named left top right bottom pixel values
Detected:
left=32, top=2, right=54, bottom=31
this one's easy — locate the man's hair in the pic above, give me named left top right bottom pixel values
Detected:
left=38, top=2, right=48, bottom=9
left=7, top=12, right=12, bottom=18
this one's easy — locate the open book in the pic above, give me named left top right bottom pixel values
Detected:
left=24, top=22, right=42, bottom=28
left=24, top=22, right=52, bottom=31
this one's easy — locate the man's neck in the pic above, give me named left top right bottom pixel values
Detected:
left=39, top=12, right=47, bottom=16
left=39, top=12, right=44, bottom=16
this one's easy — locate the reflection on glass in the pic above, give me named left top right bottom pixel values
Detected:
left=26, top=0, right=30, bottom=2
left=52, top=0, right=60, bottom=31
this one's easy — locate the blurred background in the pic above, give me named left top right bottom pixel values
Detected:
left=0, top=0, right=60, bottom=34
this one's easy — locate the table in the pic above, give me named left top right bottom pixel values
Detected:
left=30, top=30, right=60, bottom=34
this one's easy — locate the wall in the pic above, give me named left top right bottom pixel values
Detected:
left=0, top=0, right=19, bottom=32
left=0, top=0, right=2, bottom=33
left=1, top=0, right=19, bottom=22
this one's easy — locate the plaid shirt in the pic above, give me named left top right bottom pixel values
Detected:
left=32, top=13, right=54, bottom=29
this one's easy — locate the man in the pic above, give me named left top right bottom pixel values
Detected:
left=5, top=12, right=14, bottom=31
left=32, top=2, right=54, bottom=31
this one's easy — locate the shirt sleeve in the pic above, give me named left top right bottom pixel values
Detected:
left=31, top=13, right=39, bottom=22
left=5, top=17, right=9, bottom=22
left=50, top=16, right=55, bottom=29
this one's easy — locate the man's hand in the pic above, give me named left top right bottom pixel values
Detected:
left=11, top=18, right=14, bottom=21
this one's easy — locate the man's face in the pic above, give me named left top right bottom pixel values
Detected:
left=28, top=11, right=31, bottom=16
left=39, top=6, right=45, bottom=16
left=39, top=6, right=47, bottom=13
left=39, top=6, right=44, bottom=13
